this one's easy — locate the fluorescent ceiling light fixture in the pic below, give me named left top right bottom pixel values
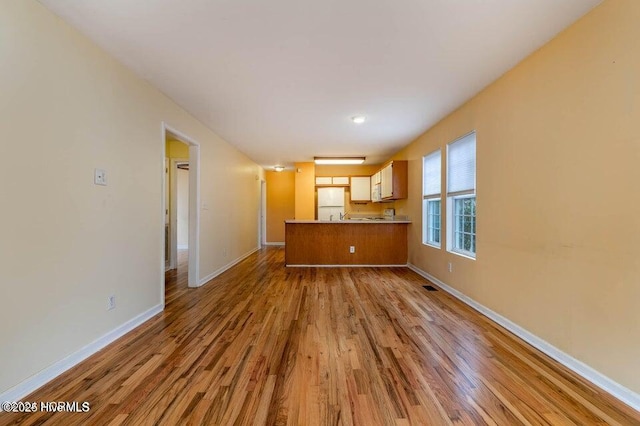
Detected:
left=351, top=115, right=366, bottom=124
left=314, top=157, right=365, bottom=165
left=274, top=165, right=285, bottom=172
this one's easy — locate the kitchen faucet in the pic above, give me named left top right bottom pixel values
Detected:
left=340, top=212, right=347, bottom=220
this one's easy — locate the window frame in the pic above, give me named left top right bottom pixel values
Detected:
left=447, top=194, right=476, bottom=258
left=422, top=149, right=442, bottom=249
left=423, top=197, right=441, bottom=248
left=446, top=131, right=476, bottom=259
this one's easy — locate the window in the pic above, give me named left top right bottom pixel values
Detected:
left=422, top=149, right=441, bottom=247
left=447, top=132, right=476, bottom=258
left=426, top=199, right=441, bottom=245
left=452, top=195, right=475, bottom=255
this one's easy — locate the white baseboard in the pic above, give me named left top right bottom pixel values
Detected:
left=0, top=304, right=163, bottom=404
left=263, top=242, right=285, bottom=246
left=199, top=247, right=259, bottom=286
left=177, top=244, right=188, bottom=250
left=286, top=264, right=407, bottom=268
left=407, top=264, right=640, bottom=412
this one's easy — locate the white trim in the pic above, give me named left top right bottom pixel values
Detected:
left=198, top=247, right=259, bottom=286
left=422, top=198, right=442, bottom=248
left=447, top=194, right=477, bottom=260
left=264, top=242, right=285, bottom=246
left=407, top=263, right=640, bottom=412
left=177, top=245, right=189, bottom=250
left=449, top=249, right=476, bottom=261
left=161, top=133, right=168, bottom=308
left=287, top=264, right=408, bottom=267
left=0, top=304, right=162, bottom=404
left=188, top=143, right=200, bottom=287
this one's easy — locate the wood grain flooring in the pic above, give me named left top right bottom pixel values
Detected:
left=1, top=247, right=639, bottom=425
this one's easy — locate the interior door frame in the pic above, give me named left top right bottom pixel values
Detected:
left=162, top=122, right=201, bottom=298
left=259, top=179, right=266, bottom=247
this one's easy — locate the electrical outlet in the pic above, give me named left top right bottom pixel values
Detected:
left=107, top=295, right=116, bottom=311
left=448, top=262, right=453, bottom=273
left=349, top=246, right=355, bottom=254
left=223, top=248, right=228, bottom=257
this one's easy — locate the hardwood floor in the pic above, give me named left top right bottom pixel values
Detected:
left=1, top=247, right=639, bottom=425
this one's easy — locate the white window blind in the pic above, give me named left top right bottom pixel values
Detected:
left=422, top=149, right=441, bottom=198
left=447, top=132, right=476, bottom=195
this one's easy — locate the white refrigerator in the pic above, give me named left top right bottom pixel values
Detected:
left=317, top=187, right=345, bottom=221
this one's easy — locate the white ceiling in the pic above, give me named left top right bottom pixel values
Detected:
left=40, top=0, right=600, bottom=168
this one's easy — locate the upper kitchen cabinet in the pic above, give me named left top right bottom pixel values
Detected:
left=379, top=160, right=408, bottom=200
left=350, top=176, right=371, bottom=201
left=315, top=176, right=350, bottom=186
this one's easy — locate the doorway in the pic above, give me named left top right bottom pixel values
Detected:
left=167, top=156, right=189, bottom=270
left=162, top=123, right=200, bottom=303
left=259, top=180, right=266, bottom=247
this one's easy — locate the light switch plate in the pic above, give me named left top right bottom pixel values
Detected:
left=94, top=168, right=107, bottom=186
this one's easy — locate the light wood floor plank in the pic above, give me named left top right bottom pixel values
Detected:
left=1, top=247, right=639, bottom=425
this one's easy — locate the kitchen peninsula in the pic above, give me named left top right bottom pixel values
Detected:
left=284, top=219, right=410, bottom=266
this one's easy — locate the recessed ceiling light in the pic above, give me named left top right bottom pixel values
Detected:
left=274, top=166, right=285, bottom=172
left=351, top=115, right=366, bottom=124
left=314, top=157, right=366, bottom=165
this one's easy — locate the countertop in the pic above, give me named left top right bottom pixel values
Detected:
left=285, top=219, right=411, bottom=224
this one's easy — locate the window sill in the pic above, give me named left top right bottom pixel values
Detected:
left=448, top=249, right=476, bottom=260
left=422, top=242, right=441, bottom=249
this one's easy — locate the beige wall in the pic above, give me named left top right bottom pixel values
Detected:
left=394, top=0, right=640, bottom=393
left=0, top=1, right=263, bottom=395
left=266, top=171, right=295, bottom=243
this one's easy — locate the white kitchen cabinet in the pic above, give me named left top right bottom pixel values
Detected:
left=315, top=176, right=332, bottom=185
left=315, top=176, right=349, bottom=186
left=370, top=173, right=381, bottom=202
left=350, top=176, right=371, bottom=201
left=378, top=161, right=408, bottom=200
left=372, top=171, right=381, bottom=185
left=380, top=164, right=393, bottom=199
left=332, top=176, right=349, bottom=185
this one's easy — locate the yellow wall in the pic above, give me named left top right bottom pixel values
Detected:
left=166, top=139, right=190, bottom=159
left=0, top=1, right=263, bottom=395
left=294, top=162, right=315, bottom=220
left=266, top=171, right=295, bottom=243
left=395, top=0, right=640, bottom=393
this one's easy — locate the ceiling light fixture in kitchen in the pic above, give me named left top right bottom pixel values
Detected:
left=274, top=166, right=285, bottom=172
left=314, top=157, right=366, bottom=165
left=351, top=115, right=366, bottom=124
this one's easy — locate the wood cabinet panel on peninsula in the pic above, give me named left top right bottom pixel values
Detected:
left=285, top=220, right=409, bottom=266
